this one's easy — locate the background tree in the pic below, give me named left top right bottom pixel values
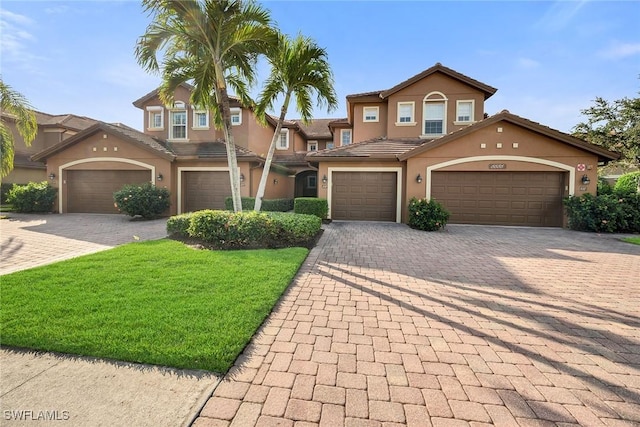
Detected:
left=254, top=32, right=337, bottom=212
left=573, top=89, right=640, bottom=171
left=135, top=0, right=275, bottom=212
left=0, top=79, right=37, bottom=178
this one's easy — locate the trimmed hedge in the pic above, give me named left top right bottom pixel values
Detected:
left=224, top=197, right=294, bottom=212
left=564, top=193, right=640, bottom=233
left=167, top=210, right=321, bottom=249
left=294, top=197, right=328, bottom=219
left=407, top=197, right=450, bottom=231
left=6, top=181, right=57, bottom=213
left=114, top=182, right=170, bottom=219
left=614, top=171, right=640, bottom=195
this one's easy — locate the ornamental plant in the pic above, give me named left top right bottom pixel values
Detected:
left=113, top=182, right=170, bottom=219
left=408, top=197, right=450, bottom=231
left=564, top=193, right=640, bottom=233
left=613, top=171, right=640, bottom=195
left=294, top=197, right=328, bottom=219
left=6, top=181, right=57, bottom=213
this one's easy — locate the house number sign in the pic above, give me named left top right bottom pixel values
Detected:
left=488, top=163, right=506, bottom=169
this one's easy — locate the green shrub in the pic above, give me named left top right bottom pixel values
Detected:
left=171, top=210, right=321, bottom=249
left=597, top=177, right=613, bottom=195
left=224, top=197, right=294, bottom=212
left=6, top=181, right=57, bottom=213
left=614, top=171, right=640, bottom=195
left=1, top=183, right=13, bottom=203
left=294, top=198, right=328, bottom=219
left=166, top=212, right=193, bottom=236
left=564, top=193, right=640, bottom=233
left=408, top=197, right=450, bottom=231
left=113, top=182, right=170, bottom=219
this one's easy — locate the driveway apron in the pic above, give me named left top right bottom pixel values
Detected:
left=194, top=222, right=640, bottom=426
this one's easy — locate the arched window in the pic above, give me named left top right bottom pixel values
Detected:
left=423, top=92, right=447, bottom=137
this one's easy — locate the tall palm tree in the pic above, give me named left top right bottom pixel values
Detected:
left=0, top=79, right=37, bottom=179
left=135, top=0, right=275, bottom=212
left=254, top=32, right=338, bottom=212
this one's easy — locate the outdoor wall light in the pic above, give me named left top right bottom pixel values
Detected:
left=239, top=173, right=245, bottom=182
left=416, top=174, right=423, bottom=184
left=49, top=172, right=56, bottom=180
left=322, top=175, right=328, bottom=184
left=581, top=174, right=590, bottom=185
left=157, top=173, right=163, bottom=181
left=273, top=178, right=278, bottom=185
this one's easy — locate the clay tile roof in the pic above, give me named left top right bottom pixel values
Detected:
left=132, top=82, right=243, bottom=108
left=293, top=119, right=333, bottom=139
left=346, top=89, right=384, bottom=99
left=168, top=140, right=260, bottom=160
left=103, top=122, right=175, bottom=157
left=381, top=63, right=497, bottom=100
left=13, top=152, right=45, bottom=169
left=307, top=137, right=423, bottom=160
left=2, top=110, right=97, bottom=131
left=274, top=153, right=310, bottom=165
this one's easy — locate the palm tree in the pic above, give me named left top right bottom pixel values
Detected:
left=254, top=32, right=338, bottom=212
left=0, top=79, right=37, bottom=179
left=135, top=0, right=275, bottom=212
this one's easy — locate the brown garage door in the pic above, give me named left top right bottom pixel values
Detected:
left=431, top=171, right=564, bottom=227
left=332, top=172, right=397, bottom=221
left=67, top=170, right=151, bottom=213
left=184, top=171, right=231, bottom=212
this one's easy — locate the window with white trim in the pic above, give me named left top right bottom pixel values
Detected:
left=423, top=92, right=447, bottom=137
left=363, top=106, right=379, bottom=122
left=307, top=140, right=318, bottom=152
left=146, top=106, right=164, bottom=130
left=340, top=129, right=352, bottom=146
left=327, top=142, right=335, bottom=149
left=170, top=110, right=187, bottom=140
left=277, top=129, right=289, bottom=150
left=396, top=102, right=414, bottom=124
left=230, top=108, right=242, bottom=126
left=307, top=175, right=317, bottom=189
left=193, top=110, right=209, bottom=129
left=456, top=100, right=474, bottom=123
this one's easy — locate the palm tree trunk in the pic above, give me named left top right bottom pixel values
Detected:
left=254, top=92, right=291, bottom=212
left=215, top=80, right=243, bottom=212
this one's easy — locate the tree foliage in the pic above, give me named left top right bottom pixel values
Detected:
left=135, top=0, right=276, bottom=211
left=0, top=79, right=38, bottom=178
left=573, top=91, right=640, bottom=169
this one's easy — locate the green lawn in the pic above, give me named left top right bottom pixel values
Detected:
left=622, top=236, right=640, bottom=245
left=1, top=240, right=308, bottom=372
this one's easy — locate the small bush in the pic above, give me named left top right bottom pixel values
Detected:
left=166, top=212, right=193, bottom=236
left=614, top=171, right=640, bottom=195
left=224, top=197, right=294, bottom=212
left=1, top=183, right=13, bottom=203
left=564, top=193, right=640, bottom=233
left=408, top=197, right=450, bottom=231
left=113, top=182, right=170, bottom=219
left=597, top=177, right=613, bottom=195
left=294, top=198, right=328, bottom=219
left=6, top=181, right=57, bottom=213
left=170, top=210, right=321, bottom=249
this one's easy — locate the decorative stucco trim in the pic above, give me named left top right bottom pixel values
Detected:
left=327, top=166, right=403, bottom=223
left=424, top=155, right=575, bottom=200
left=58, top=157, right=155, bottom=213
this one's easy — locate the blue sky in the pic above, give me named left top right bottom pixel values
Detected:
left=1, top=1, right=639, bottom=133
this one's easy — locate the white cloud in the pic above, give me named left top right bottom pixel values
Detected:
left=45, top=5, right=69, bottom=15
left=0, top=8, right=44, bottom=73
left=536, top=0, right=588, bottom=32
left=0, top=9, right=34, bottom=25
left=517, top=58, right=540, bottom=69
left=98, top=61, right=159, bottom=90
left=598, top=41, right=640, bottom=59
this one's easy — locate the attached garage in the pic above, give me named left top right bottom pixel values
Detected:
left=431, top=171, right=565, bottom=227
left=67, top=170, right=151, bottom=213
left=331, top=171, right=398, bottom=221
left=183, top=171, right=231, bottom=212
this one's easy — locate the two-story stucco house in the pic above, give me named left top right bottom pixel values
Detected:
left=31, top=63, right=617, bottom=225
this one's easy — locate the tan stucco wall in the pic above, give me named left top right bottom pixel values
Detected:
left=387, top=72, right=486, bottom=139
left=352, top=103, right=387, bottom=143
left=45, top=132, right=172, bottom=214
left=249, top=168, right=294, bottom=200
left=2, top=167, right=46, bottom=184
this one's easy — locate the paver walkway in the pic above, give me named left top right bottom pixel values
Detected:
left=194, top=222, right=640, bottom=427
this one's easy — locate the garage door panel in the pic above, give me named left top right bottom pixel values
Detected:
left=67, top=170, right=150, bottom=213
left=184, top=171, right=231, bottom=212
left=431, top=171, right=563, bottom=227
left=332, top=172, right=397, bottom=221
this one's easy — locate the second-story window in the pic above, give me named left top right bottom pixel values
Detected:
left=277, top=129, right=289, bottom=150
left=146, top=106, right=164, bottom=130
left=230, top=108, right=242, bottom=126
left=423, top=92, right=447, bottom=137
left=363, top=106, right=379, bottom=122
left=193, top=110, right=209, bottom=129
left=341, top=129, right=352, bottom=146
left=307, top=141, right=318, bottom=151
left=170, top=108, right=187, bottom=140
left=397, top=102, right=415, bottom=125
left=456, top=100, right=474, bottom=123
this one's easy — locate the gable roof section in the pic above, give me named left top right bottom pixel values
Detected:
left=398, top=110, right=620, bottom=162
left=293, top=118, right=334, bottom=139
left=133, top=82, right=244, bottom=109
left=381, top=63, right=498, bottom=100
left=169, top=140, right=261, bottom=161
left=32, top=122, right=176, bottom=162
left=307, top=137, right=423, bottom=161
left=2, top=110, right=97, bottom=132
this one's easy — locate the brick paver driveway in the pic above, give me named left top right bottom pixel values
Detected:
left=195, top=222, right=640, bottom=427
left=1, top=213, right=167, bottom=275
